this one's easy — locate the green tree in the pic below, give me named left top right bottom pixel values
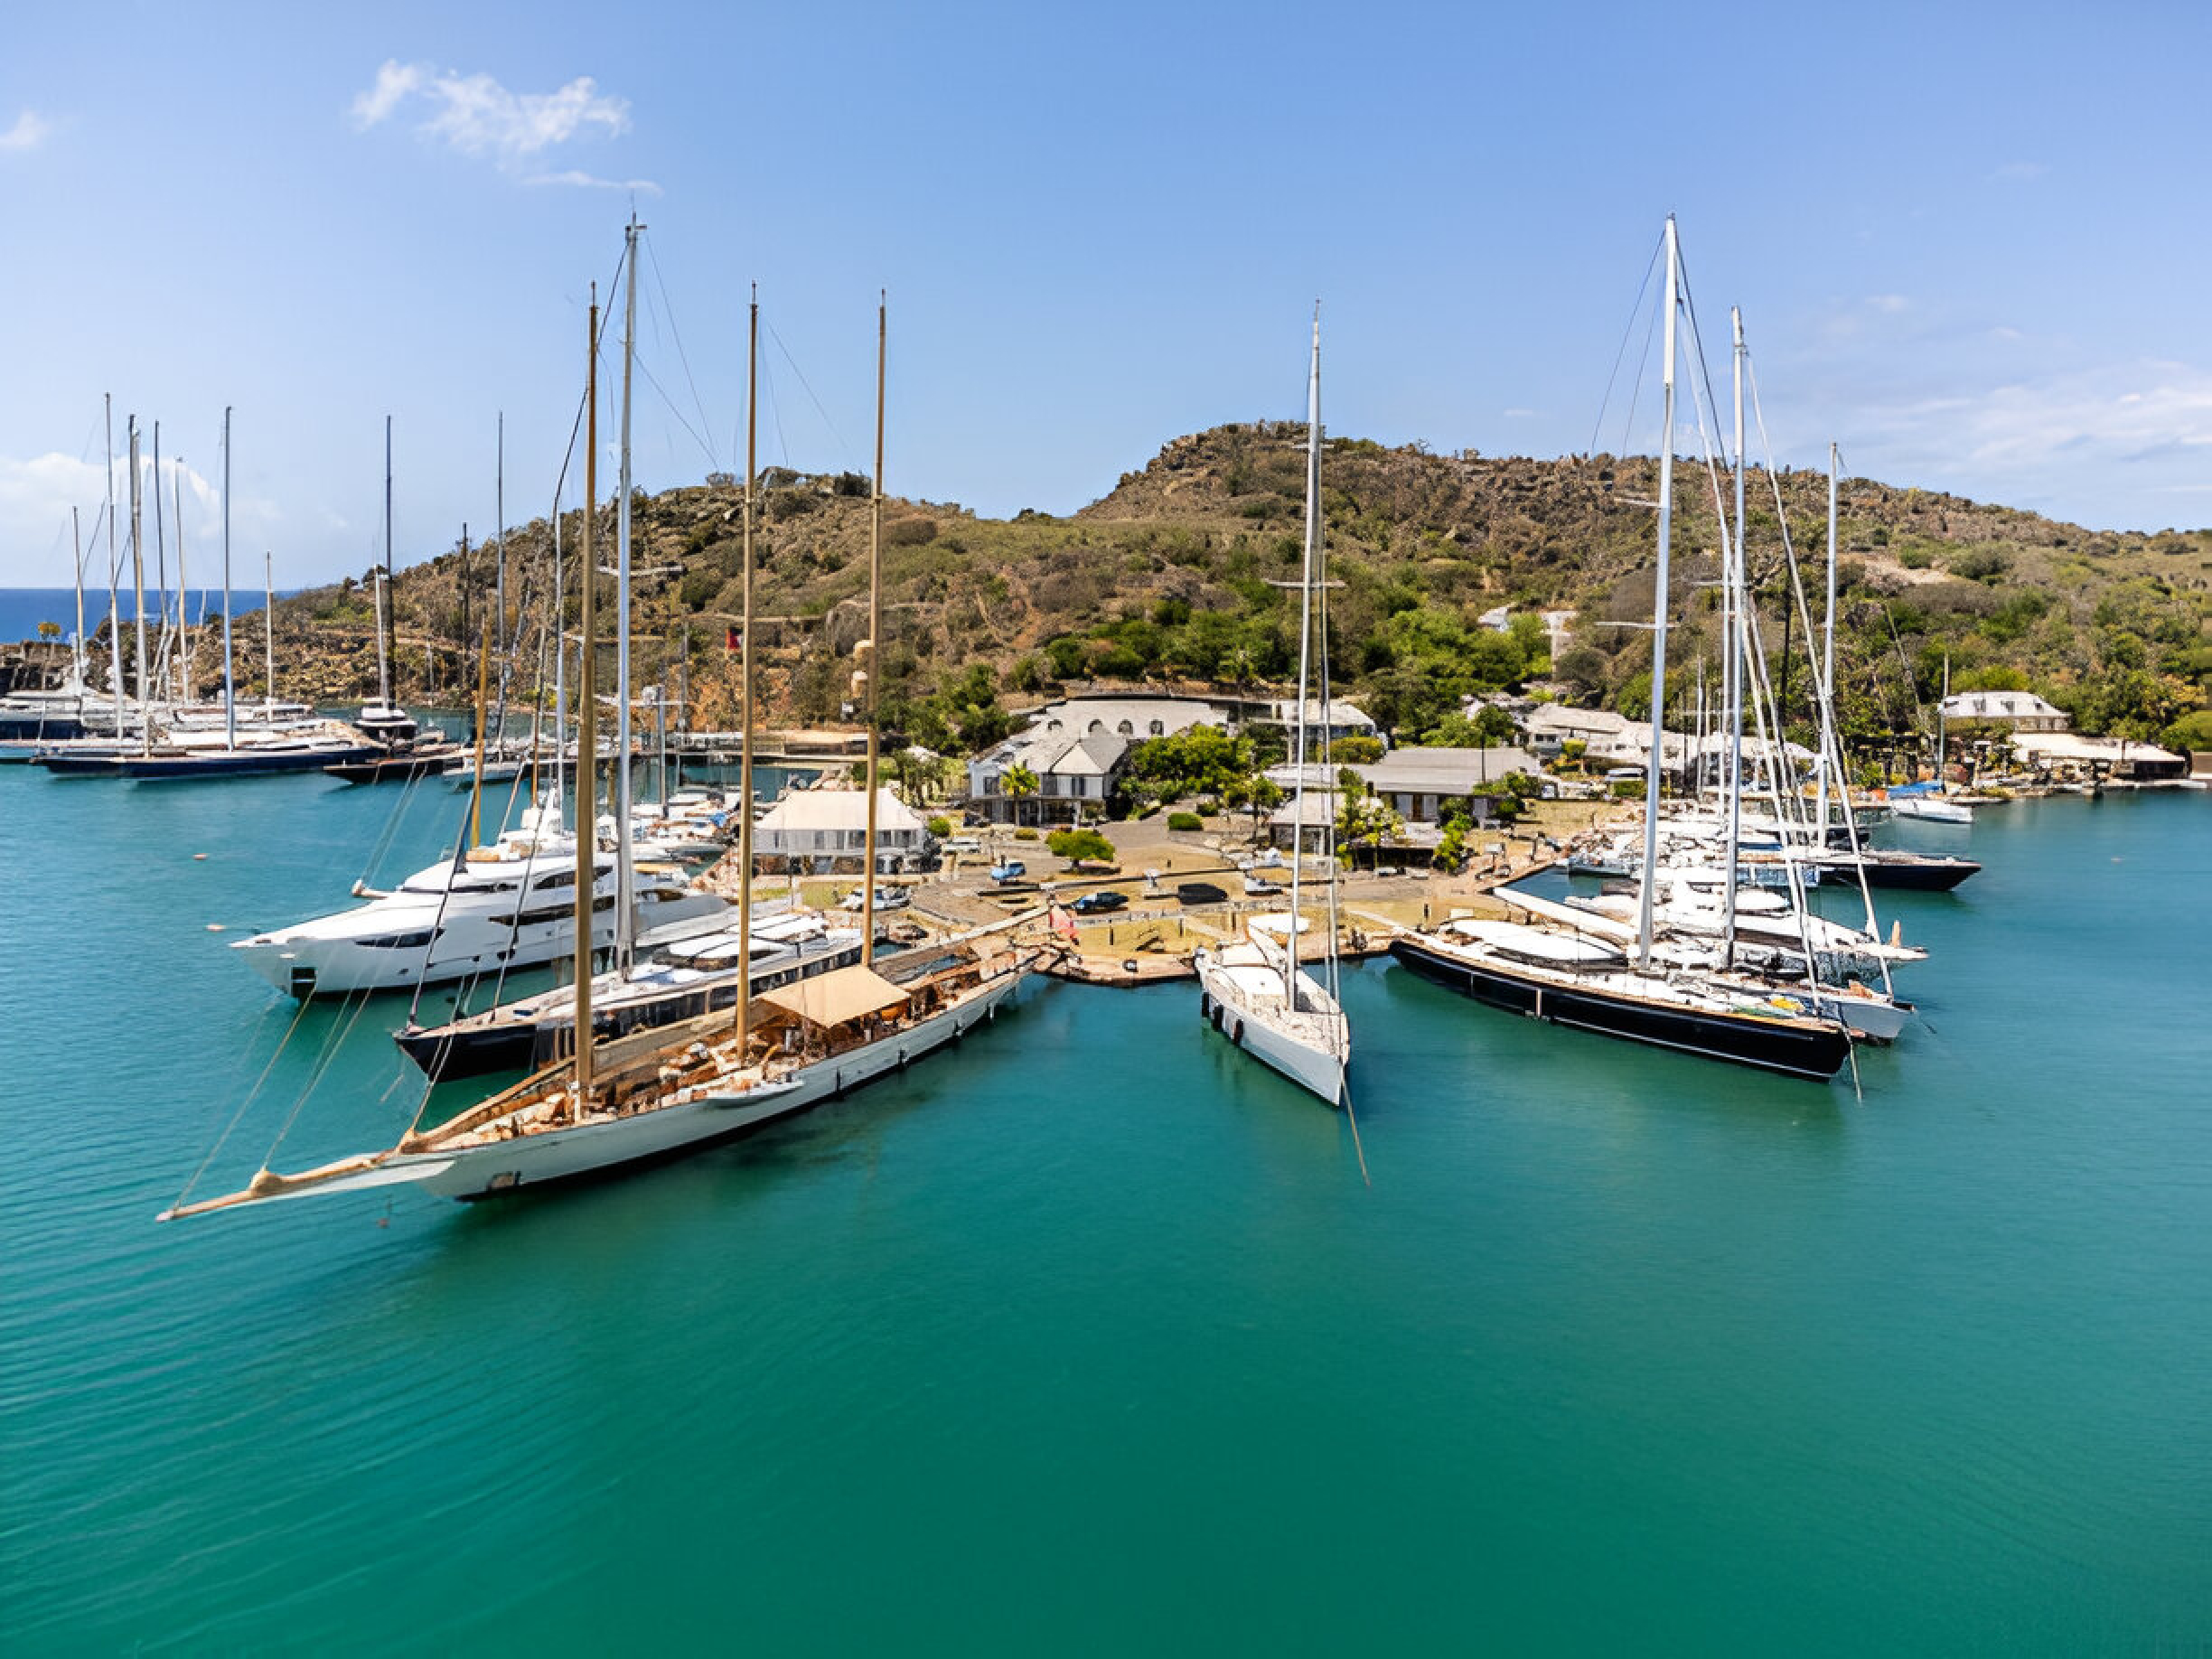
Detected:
left=1046, top=827, right=1115, bottom=866
left=1001, top=763, right=1039, bottom=822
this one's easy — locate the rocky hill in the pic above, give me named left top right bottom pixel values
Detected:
left=212, top=427, right=2212, bottom=750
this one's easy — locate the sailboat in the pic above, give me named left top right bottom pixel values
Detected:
left=328, top=422, right=473, bottom=784
left=1390, top=220, right=1852, bottom=1083
left=1194, top=311, right=1349, bottom=1106
left=163, top=268, right=1044, bottom=1219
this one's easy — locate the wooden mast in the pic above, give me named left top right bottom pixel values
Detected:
left=573, top=288, right=601, bottom=1101
left=735, top=286, right=758, bottom=1054
left=861, top=295, right=885, bottom=966
left=468, top=614, right=491, bottom=849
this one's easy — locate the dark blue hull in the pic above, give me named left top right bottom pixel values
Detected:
left=1389, top=936, right=1851, bottom=1082
left=38, top=745, right=380, bottom=780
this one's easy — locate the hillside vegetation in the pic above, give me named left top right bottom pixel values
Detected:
left=261, top=426, right=2212, bottom=755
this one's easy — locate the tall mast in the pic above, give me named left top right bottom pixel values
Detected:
left=551, top=479, right=567, bottom=822
left=1816, top=443, right=1839, bottom=836
left=222, top=408, right=236, bottom=749
left=551, top=477, right=567, bottom=822
left=173, top=459, right=189, bottom=705
left=105, top=395, right=124, bottom=738
left=152, top=423, right=168, bottom=708
left=614, top=217, right=642, bottom=971
left=128, top=417, right=149, bottom=752
left=1636, top=217, right=1680, bottom=967
left=378, top=417, right=393, bottom=708
left=263, top=552, right=276, bottom=715
left=861, top=294, right=886, bottom=965
left=736, top=286, right=758, bottom=1056
left=1720, top=306, right=1747, bottom=968
left=1288, top=305, right=1320, bottom=1001
left=70, top=508, right=86, bottom=688
left=495, top=411, right=506, bottom=659
left=574, top=288, right=601, bottom=1101
left=468, top=616, right=490, bottom=849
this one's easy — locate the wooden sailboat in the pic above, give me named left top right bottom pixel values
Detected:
left=1194, top=309, right=1350, bottom=1107
left=164, top=276, right=1043, bottom=1220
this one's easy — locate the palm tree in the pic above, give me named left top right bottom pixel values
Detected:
left=1002, top=761, right=1039, bottom=828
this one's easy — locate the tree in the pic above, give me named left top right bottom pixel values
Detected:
left=1046, top=827, right=1115, bottom=867
left=1001, top=762, right=1039, bottom=823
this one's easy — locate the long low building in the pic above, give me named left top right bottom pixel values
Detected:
left=1351, top=745, right=1544, bottom=826
left=755, top=786, right=931, bottom=873
left=2005, top=730, right=2188, bottom=781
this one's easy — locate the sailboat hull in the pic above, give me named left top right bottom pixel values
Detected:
left=1195, top=958, right=1347, bottom=1106
left=420, top=966, right=1026, bottom=1199
left=1389, top=936, right=1851, bottom=1082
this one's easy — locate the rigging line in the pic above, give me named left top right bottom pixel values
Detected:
left=172, top=993, right=311, bottom=1211
left=765, top=321, right=860, bottom=477
left=1343, top=1079, right=1372, bottom=1187
left=627, top=346, right=719, bottom=469
left=642, top=234, right=721, bottom=472
left=268, top=977, right=394, bottom=1166
left=1617, top=272, right=1664, bottom=464
left=1589, top=228, right=1668, bottom=459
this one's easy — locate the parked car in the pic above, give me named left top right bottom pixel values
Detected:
left=942, top=836, right=982, bottom=854
left=1175, top=881, right=1228, bottom=906
left=841, top=885, right=913, bottom=912
left=1071, top=890, right=1128, bottom=914
left=1242, top=876, right=1283, bottom=896
left=989, top=859, right=1026, bottom=884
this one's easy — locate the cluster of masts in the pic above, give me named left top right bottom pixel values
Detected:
left=157, top=217, right=1949, bottom=1227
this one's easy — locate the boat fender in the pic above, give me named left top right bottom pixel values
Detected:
left=1232, top=1018, right=1245, bottom=1047
left=1199, top=992, right=1211, bottom=1019
left=1211, top=1004, right=1224, bottom=1031
left=897, top=1047, right=907, bottom=1071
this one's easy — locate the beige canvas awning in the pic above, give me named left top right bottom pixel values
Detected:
left=755, top=963, right=911, bottom=1029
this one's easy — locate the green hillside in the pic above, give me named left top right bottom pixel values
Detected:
left=268, top=426, right=2212, bottom=756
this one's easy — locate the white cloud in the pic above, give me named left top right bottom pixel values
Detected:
left=1992, top=161, right=2048, bottom=183
left=525, top=169, right=663, bottom=195
left=1501, top=408, right=1537, bottom=419
left=349, top=61, right=632, bottom=169
left=1852, top=359, right=2212, bottom=528
left=0, top=451, right=272, bottom=586
left=0, top=109, right=51, bottom=152
left=1866, top=294, right=1909, bottom=315
left=350, top=61, right=425, bottom=129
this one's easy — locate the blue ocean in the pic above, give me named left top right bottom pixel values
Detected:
left=1, top=773, right=2207, bottom=1654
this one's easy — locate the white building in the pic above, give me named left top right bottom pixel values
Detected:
left=967, top=728, right=1128, bottom=827
left=1938, top=690, right=2067, bottom=731
left=755, top=787, right=930, bottom=873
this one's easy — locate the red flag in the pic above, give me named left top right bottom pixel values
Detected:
left=725, top=625, right=740, bottom=652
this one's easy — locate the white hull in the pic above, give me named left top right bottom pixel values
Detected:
left=174, top=969, right=1028, bottom=1211
left=1195, top=950, right=1348, bottom=1106
left=1887, top=796, right=1973, bottom=825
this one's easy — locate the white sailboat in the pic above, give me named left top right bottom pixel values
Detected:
left=1195, top=311, right=1349, bottom=1107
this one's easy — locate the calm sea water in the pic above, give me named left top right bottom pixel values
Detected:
left=2, top=587, right=277, bottom=648
left=2, top=776, right=2207, bottom=1654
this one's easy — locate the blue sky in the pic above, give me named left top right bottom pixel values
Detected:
left=5, top=0, right=2208, bottom=590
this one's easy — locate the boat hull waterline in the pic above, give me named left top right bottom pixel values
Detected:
left=162, top=970, right=1027, bottom=1214
left=1389, top=935, right=1851, bottom=1082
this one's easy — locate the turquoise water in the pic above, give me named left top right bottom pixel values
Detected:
left=2, top=777, right=2207, bottom=1654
